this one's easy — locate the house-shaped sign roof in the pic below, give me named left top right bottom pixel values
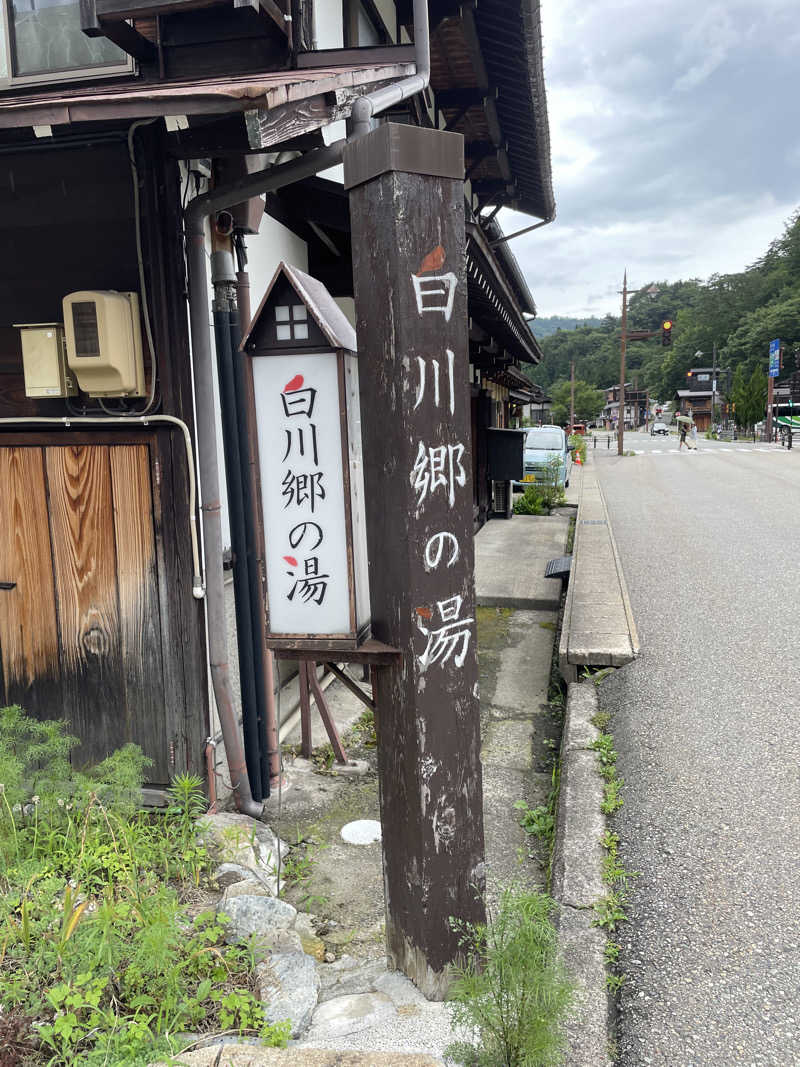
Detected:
left=240, top=262, right=357, bottom=354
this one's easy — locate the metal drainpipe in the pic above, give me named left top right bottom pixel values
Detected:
left=234, top=236, right=280, bottom=788
left=350, top=0, right=430, bottom=137
left=183, top=0, right=431, bottom=815
left=212, top=251, right=266, bottom=802
left=227, top=290, right=273, bottom=795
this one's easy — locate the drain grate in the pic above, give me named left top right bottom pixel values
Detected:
left=544, top=555, right=572, bottom=579
left=581, top=519, right=607, bottom=525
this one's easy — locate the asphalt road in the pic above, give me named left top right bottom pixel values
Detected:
left=593, top=431, right=800, bottom=1066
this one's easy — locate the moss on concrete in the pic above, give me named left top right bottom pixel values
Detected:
left=477, top=606, right=515, bottom=712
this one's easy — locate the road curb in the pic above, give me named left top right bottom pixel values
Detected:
left=559, top=454, right=638, bottom=681
left=595, top=478, right=640, bottom=658
left=553, top=681, right=612, bottom=1067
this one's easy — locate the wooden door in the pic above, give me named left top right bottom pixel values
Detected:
left=0, top=441, right=169, bottom=781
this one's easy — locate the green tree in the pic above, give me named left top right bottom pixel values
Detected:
left=549, top=379, right=604, bottom=425
left=731, top=364, right=767, bottom=428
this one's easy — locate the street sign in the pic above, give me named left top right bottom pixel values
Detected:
left=769, top=338, right=780, bottom=378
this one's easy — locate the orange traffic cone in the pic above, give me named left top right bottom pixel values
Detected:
left=574, top=451, right=582, bottom=466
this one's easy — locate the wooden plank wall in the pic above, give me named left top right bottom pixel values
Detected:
left=0, top=447, right=61, bottom=715
left=0, top=129, right=208, bottom=783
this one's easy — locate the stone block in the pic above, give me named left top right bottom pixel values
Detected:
left=219, top=894, right=297, bottom=947
left=551, top=750, right=605, bottom=909
left=562, top=683, right=601, bottom=753
left=305, top=992, right=396, bottom=1041
left=556, top=905, right=612, bottom=1067
left=257, top=951, right=320, bottom=1037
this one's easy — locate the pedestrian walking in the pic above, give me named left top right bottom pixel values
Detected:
left=676, top=414, right=694, bottom=450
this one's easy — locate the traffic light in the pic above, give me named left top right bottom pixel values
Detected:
left=661, top=320, right=673, bottom=347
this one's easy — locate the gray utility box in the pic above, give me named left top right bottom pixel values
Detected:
left=487, top=427, right=525, bottom=481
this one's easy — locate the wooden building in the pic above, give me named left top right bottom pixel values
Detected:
left=0, top=0, right=553, bottom=796
left=602, top=383, right=647, bottom=430
left=674, top=367, right=730, bottom=431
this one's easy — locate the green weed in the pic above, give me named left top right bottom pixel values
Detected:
left=591, top=891, right=627, bottom=932
left=0, top=705, right=290, bottom=1065
left=446, top=888, right=574, bottom=1067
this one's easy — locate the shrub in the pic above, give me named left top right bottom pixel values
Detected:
left=446, top=888, right=574, bottom=1067
left=568, top=433, right=587, bottom=465
left=513, top=486, right=548, bottom=515
left=514, top=457, right=566, bottom=515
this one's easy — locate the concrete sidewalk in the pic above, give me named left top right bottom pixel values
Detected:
left=559, top=457, right=639, bottom=681
left=474, top=513, right=571, bottom=611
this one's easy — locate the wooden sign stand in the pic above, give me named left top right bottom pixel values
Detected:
left=345, top=124, right=487, bottom=999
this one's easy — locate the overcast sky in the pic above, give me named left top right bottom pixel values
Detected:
left=502, top=0, right=800, bottom=319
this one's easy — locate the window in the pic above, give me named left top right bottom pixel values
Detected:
left=275, top=304, right=309, bottom=342
left=0, top=0, right=132, bottom=88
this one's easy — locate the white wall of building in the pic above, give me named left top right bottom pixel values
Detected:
left=314, top=0, right=343, bottom=49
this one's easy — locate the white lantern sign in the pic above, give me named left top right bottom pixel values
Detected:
left=242, top=263, right=370, bottom=651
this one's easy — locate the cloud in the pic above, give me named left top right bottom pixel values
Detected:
left=506, top=0, right=800, bottom=317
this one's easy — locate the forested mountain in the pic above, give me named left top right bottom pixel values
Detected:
left=531, top=315, right=604, bottom=338
left=527, top=211, right=800, bottom=410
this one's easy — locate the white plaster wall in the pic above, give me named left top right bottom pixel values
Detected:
left=314, top=0, right=343, bottom=49
left=247, top=213, right=309, bottom=314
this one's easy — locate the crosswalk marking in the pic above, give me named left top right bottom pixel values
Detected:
left=630, top=447, right=789, bottom=458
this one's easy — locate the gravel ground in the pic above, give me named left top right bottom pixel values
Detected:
left=593, top=438, right=800, bottom=1066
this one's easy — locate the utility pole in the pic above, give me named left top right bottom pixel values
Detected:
left=711, top=341, right=717, bottom=431
left=617, top=271, right=628, bottom=456
left=570, top=360, right=575, bottom=430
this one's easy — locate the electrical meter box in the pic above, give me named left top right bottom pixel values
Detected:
left=62, top=291, right=146, bottom=397
left=15, top=323, right=77, bottom=398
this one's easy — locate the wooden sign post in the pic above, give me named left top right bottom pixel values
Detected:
left=345, top=124, right=486, bottom=999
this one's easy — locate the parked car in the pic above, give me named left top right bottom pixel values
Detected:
left=567, top=423, right=586, bottom=435
left=651, top=422, right=669, bottom=436
left=515, top=425, right=573, bottom=490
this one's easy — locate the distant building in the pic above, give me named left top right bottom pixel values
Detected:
left=674, top=368, right=730, bottom=430
left=602, top=384, right=647, bottom=429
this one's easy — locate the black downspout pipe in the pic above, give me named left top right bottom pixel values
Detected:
left=212, top=290, right=264, bottom=802
left=228, top=301, right=271, bottom=798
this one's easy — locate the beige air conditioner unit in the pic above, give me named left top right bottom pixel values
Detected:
left=63, top=291, right=146, bottom=397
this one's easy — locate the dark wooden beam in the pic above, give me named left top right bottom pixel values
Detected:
left=436, top=87, right=495, bottom=109
left=459, top=3, right=512, bottom=182
left=443, top=102, right=470, bottom=133
left=298, top=44, right=414, bottom=68
left=246, top=76, right=406, bottom=149
left=277, top=178, right=350, bottom=231
left=167, top=117, right=323, bottom=158
left=101, top=18, right=158, bottom=59
left=80, top=0, right=157, bottom=58
left=233, top=0, right=290, bottom=37
left=472, top=178, right=515, bottom=198
left=95, top=0, right=217, bottom=17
